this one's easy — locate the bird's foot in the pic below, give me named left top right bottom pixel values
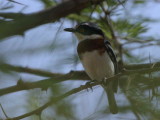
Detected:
left=85, top=80, right=97, bottom=92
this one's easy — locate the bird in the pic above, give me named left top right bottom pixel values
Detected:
left=64, top=22, right=118, bottom=114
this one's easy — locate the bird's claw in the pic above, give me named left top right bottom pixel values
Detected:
left=86, top=82, right=93, bottom=92
left=85, top=80, right=97, bottom=92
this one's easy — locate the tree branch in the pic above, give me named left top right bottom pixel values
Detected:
left=0, top=70, right=89, bottom=96
left=0, top=63, right=63, bottom=77
left=0, top=62, right=160, bottom=96
left=4, top=63, right=160, bottom=119
left=6, top=81, right=99, bottom=120
left=124, top=62, right=160, bottom=70
left=1, top=62, right=160, bottom=77
left=0, top=0, right=104, bottom=40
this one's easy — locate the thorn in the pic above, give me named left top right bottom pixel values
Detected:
left=69, top=70, right=74, bottom=74
left=35, top=111, right=42, bottom=120
left=17, top=78, right=24, bottom=86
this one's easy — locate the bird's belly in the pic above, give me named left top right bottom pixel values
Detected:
left=80, top=50, right=114, bottom=81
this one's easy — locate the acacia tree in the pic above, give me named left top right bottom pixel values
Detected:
left=0, top=0, right=160, bottom=120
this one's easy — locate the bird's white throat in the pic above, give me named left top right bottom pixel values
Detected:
left=75, top=33, right=103, bottom=42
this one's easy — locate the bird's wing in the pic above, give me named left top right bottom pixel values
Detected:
left=104, top=40, right=118, bottom=74
left=104, top=40, right=119, bottom=92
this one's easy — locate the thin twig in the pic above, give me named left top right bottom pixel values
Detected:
left=88, top=4, right=97, bottom=20
left=7, top=0, right=25, bottom=5
left=120, top=37, right=158, bottom=45
left=50, top=19, right=65, bottom=51
left=0, top=103, right=9, bottom=119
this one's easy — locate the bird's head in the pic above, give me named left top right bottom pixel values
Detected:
left=64, top=22, right=104, bottom=41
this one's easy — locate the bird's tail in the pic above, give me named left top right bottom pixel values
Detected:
left=102, top=82, right=118, bottom=114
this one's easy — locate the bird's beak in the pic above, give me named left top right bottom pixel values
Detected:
left=64, top=28, right=76, bottom=32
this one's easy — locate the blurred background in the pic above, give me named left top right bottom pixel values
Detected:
left=0, top=0, right=160, bottom=120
